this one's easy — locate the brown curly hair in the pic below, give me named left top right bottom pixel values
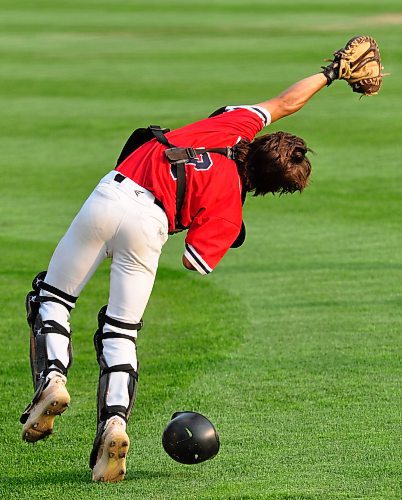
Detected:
left=234, top=131, right=312, bottom=195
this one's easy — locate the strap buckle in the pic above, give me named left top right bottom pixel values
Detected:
left=185, top=147, right=198, bottom=160
left=165, top=148, right=189, bottom=163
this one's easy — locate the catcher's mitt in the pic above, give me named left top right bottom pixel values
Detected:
left=322, top=35, right=384, bottom=96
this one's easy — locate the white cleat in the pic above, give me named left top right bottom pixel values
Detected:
left=21, top=373, right=70, bottom=443
left=92, top=417, right=130, bottom=483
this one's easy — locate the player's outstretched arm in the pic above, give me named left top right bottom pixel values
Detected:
left=258, top=35, right=384, bottom=123
left=257, top=73, right=327, bottom=124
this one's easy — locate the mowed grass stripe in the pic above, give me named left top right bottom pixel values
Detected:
left=0, top=0, right=401, bottom=498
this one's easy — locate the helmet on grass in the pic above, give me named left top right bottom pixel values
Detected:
left=162, top=411, right=220, bottom=464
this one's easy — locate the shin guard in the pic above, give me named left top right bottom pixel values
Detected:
left=26, top=271, right=75, bottom=388
left=21, top=272, right=76, bottom=425
left=90, top=305, right=142, bottom=469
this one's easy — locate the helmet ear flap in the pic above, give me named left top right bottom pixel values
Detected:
left=162, top=411, right=220, bottom=464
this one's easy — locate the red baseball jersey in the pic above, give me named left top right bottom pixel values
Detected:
left=116, top=105, right=271, bottom=274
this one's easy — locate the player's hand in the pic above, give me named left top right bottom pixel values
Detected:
left=182, top=255, right=196, bottom=271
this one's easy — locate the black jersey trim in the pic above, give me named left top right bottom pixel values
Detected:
left=250, top=106, right=269, bottom=126
left=225, top=105, right=270, bottom=127
left=184, top=244, right=212, bottom=275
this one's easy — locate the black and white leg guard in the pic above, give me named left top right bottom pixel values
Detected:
left=89, top=305, right=142, bottom=469
left=20, top=271, right=76, bottom=425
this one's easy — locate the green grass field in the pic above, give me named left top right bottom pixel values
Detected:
left=1, top=0, right=401, bottom=498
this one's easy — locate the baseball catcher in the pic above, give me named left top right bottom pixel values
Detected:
left=19, top=35, right=384, bottom=482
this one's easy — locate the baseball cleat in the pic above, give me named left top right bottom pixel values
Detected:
left=92, top=418, right=130, bottom=483
left=21, top=373, right=70, bottom=443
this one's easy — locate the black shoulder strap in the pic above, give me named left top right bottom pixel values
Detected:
left=150, top=124, right=234, bottom=160
left=149, top=126, right=187, bottom=231
left=148, top=123, right=238, bottom=232
left=121, top=123, right=238, bottom=234
left=174, top=162, right=186, bottom=230
left=149, top=125, right=174, bottom=148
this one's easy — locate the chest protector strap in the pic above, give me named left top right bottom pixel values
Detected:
left=116, top=124, right=235, bottom=232
left=148, top=126, right=235, bottom=231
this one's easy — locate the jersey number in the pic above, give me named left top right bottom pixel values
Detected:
left=170, top=152, right=213, bottom=180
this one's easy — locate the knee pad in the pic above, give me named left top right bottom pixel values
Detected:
left=26, top=271, right=76, bottom=389
left=94, top=305, right=142, bottom=424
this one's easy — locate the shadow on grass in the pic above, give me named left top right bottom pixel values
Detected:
left=127, top=469, right=187, bottom=481
left=1, top=468, right=178, bottom=487
left=0, top=468, right=90, bottom=487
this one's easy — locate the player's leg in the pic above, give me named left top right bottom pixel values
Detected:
left=20, top=271, right=77, bottom=442
left=90, top=195, right=168, bottom=482
left=21, top=175, right=125, bottom=442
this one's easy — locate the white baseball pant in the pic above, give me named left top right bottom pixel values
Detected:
left=38, top=170, right=169, bottom=409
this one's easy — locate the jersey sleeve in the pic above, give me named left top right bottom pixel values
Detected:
left=213, top=105, right=271, bottom=141
left=184, top=216, right=241, bottom=275
left=167, top=105, right=271, bottom=147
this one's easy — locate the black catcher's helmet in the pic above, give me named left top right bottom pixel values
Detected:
left=162, top=411, right=220, bottom=464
